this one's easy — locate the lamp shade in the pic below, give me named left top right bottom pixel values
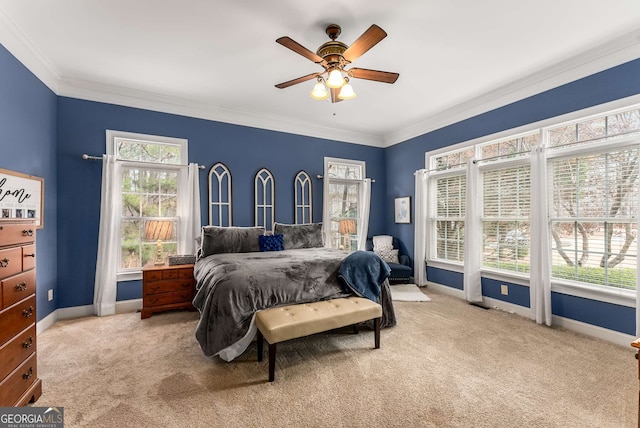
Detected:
left=144, top=220, right=174, bottom=241
left=338, top=83, right=356, bottom=100
left=310, top=80, right=329, bottom=100
left=338, top=218, right=357, bottom=235
left=326, top=69, right=345, bottom=89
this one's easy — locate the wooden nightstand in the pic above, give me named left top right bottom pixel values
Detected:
left=141, top=264, right=195, bottom=319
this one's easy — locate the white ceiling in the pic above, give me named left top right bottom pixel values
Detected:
left=1, top=1, right=640, bottom=147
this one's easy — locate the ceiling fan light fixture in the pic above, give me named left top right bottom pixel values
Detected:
left=338, top=81, right=356, bottom=100
left=326, top=69, right=345, bottom=88
left=310, top=79, right=329, bottom=100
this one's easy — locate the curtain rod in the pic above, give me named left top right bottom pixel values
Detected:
left=82, top=154, right=206, bottom=169
left=316, top=174, right=375, bottom=183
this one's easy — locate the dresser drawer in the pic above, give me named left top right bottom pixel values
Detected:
left=145, top=279, right=193, bottom=296
left=0, top=353, right=37, bottom=406
left=144, top=270, right=163, bottom=282
left=0, top=247, right=23, bottom=280
left=0, top=223, right=35, bottom=247
left=22, top=245, right=36, bottom=271
left=0, top=295, right=35, bottom=346
left=2, top=270, right=35, bottom=308
left=0, top=325, right=35, bottom=381
left=143, top=289, right=193, bottom=307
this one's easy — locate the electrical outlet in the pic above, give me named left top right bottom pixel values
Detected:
left=500, top=284, right=509, bottom=296
left=48, top=289, right=54, bottom=301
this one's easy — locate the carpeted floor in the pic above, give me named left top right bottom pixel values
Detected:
left=34, top=288, right=637, bottom=427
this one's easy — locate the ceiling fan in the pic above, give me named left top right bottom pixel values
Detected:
left=275, top=24, right=399, bottom=103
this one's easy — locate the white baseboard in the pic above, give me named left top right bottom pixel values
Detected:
left=425, top=282, right=635, bottom=349
left=36, top=299, right=143, bottom=333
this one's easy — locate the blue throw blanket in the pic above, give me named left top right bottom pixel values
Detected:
left=338, top=251, right=391, bottom=302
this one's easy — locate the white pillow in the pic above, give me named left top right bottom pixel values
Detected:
left=373, top=235, right=398, bottom=263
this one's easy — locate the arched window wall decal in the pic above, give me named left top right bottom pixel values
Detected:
left=254, top=168, right=275, bottom=232
left=208, top=162, right=232, bottom=227
left=294, top=171, right=313, bottom=224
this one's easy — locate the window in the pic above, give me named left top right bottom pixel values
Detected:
left=549, top=146, right=639, bottom=290
left=208, top=162, right=232, bottom=226
left=481, top=164, right=531, bottom=273
left=324, top=158, right=365, bottom=251
left=427, top=147, right=473, bottom=263
left=107, top=130, right=187, bottom=276
left=254, top=168, right=275, bottom=232
left=294, top=171, right=312, bottom=224
left=423, top=102, right=640, bottom=299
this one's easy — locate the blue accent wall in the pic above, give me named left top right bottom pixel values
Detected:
left=389, top=58, right=640, bottom=335
left=0, top=44, right=57, bottom=321
left=56, top=97, right=387, bottom=308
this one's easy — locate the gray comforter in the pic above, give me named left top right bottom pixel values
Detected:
left=192, top=248, right=395, bottom=361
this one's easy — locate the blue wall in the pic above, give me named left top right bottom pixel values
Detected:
left=56, top=98, right=387, bottom=309
left=0, top=44, right=58, bottom=321
left=386, top=58, right=640, bottom=334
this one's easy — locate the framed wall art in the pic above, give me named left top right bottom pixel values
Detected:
left=0, top=168, right=44, bottom=228
left=394, top=196, right=411, bottom=224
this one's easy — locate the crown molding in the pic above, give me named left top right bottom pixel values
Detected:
left=383, top=28, right=640, bottom=147
left=0, top=5, right=60, bottom=92
left=56, top=77, right=385, bottom=147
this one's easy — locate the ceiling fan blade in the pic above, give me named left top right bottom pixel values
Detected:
left=348, top=68, right=399, bottom=84
left=275, top=73, right=319, bottom=89
left=276, top=36, right=325, bottom=64
left=330, top=87, right=344, bottom=103
left=342, top=25, right=387, bottom=63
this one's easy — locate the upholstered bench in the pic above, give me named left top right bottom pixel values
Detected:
left=256, top=297, right=382, bottom=382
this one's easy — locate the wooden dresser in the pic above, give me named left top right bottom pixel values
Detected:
left=141, top=264, right=195, bottom=319
left=0, top=219, right=41, bottom=406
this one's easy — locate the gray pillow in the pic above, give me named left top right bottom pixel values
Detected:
left=273, top=222, right=323, bottom=250
left=200, top=226, right=265, bottom=258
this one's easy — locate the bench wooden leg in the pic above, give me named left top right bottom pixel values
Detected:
left=257, top=330, right=264, bottom=362
left=268, top=343, right=277, bottom=382
left=374, top=317, right=381, bottom=349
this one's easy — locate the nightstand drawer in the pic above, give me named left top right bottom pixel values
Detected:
left=144, top=279, right=193, bottom=295
left=144, top=290, right=193, bottom=307
left=2, top=270, right=36, bottom=308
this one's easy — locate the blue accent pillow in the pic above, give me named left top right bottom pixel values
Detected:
left=259, top=234, right=284, bottom=252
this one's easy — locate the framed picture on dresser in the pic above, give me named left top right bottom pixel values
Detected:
left=0, top=168, right=44, bottom=228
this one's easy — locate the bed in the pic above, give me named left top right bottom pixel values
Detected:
left=192, top=223, right=396, bottom=361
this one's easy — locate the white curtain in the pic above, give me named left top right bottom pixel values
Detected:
left=357, top=178, right=372, bottom=250
left=414, top=169, right=428, bottom=286
left=530, top=145, right=552, bottom=325
left=463, top=159, right=483, bottom=303
left=178, top=163, right=202, bottom=255
left=93, top=155, right=121, bottom=317
left=322, top=176, right=331, bottom=247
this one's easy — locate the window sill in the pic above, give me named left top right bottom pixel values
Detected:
left=117, top=271, right=142, bottom=282
left=426, top=259, right=464, bottom=273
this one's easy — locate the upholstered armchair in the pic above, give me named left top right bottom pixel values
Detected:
left=365, top=236, right=412, bottom=284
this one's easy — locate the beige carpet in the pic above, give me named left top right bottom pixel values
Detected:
left=35, top=288, right=637, bottom=428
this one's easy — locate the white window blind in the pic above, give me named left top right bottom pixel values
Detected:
left=430, top=174, right=465, bottom=262
left=482, top=165, right=531, bottom=273
left=550, top=147, right=639, bottom=289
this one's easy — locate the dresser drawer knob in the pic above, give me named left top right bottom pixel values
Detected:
left=24, top=253, right=35, bottom=258
left=22, top=337, right=33, bottom=348
left=0, top=258, right=8, bottom=268
left=22, top=367, right=33, bottom=379
left=15, top=282, right=28, bottom=291
left=22, top=229, right=34, bottom=236
left=22, top=306, right=34, bottom=317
